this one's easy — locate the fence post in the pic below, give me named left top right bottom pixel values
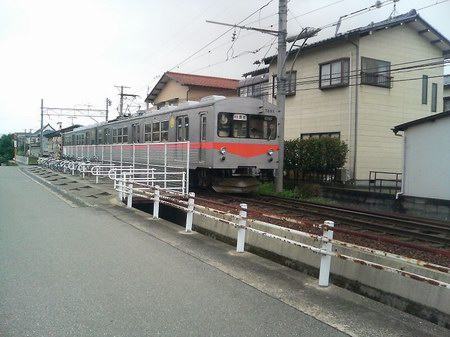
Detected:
left=153, top=185, right=160, bottom=219
left=319, top=220, right=335, bottom=287
left=185, top=192, right=195, bottom=232
left=236, top=203, right=247, bottom=253
left=127, top=181, right=133, bottom=208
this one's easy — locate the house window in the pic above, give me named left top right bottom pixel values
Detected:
left=422, top=75, right=428, bottom=104
left=444, top=97, right=450, bottom=112
left=431, top=83, right=437, bottom=112
left=361, top=57, right=392, bottom=88
left=301, top=132, right=340, bottom=140
left=272, top=71, right=297, bottom=97
left=320, top=59, right=349, bottom=89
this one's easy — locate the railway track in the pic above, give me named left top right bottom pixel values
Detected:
left=243, top=195, right=450, bottom=249
left=193, top=190, right=450, bottom=257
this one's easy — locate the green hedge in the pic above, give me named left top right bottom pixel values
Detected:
left=284, top=137, right=348, bottom=181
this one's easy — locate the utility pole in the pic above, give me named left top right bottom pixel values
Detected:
left=275, top=0, right=287, bottom=192
left=106, top=98, right=112, bottom=121
left=115, top=85, right=137, bottom=117
left=40, top=98, right=44, bottom=157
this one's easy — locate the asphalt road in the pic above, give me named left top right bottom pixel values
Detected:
left=0, top=167, right=349, bottom=337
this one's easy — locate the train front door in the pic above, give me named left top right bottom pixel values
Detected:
left=199, top=113, right=207, bottom=163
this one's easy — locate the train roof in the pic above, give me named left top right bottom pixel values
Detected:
left=64, top=96, right=273, bottom=135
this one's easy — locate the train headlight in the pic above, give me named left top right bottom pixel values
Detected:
left=220, top=147, right=227, bottom=155
left=267, top=149, right=274, bottom=156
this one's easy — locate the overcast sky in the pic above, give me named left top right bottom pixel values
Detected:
left=0, top=0, right=449, bottom=135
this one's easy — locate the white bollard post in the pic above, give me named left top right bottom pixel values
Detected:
left=319, top=220, right=335, bottom=287
left=153, top=185, right=160, bottom=219
left=185, top=192, right=195, bottom=232
left=127, top=182, right=133, bottom=208
left=236, top=203, right=247, bottom=253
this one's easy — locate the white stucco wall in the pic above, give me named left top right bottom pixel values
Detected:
left=403, top=116, right=450, bottom=200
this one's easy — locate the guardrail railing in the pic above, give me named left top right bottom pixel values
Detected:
left=115, top=181, right=450, bottom=289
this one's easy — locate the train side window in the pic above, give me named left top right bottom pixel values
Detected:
left=122, top=127, right=128, bottom=143
left=176, top=116, right=189, bottom=141
left=112, top=129, right=118, bottom=143
left=161, top=120, right=169, bottom=141
left=144, top=123, right=152, bottom=142
left=104, top=128, right=110, bottom=144
left=152, top=121, right=160, bottom=142
left=200, top=114, right=207, bottom=141
left=185, top=117, right=189, bottom=140
left=118, top=128, right=123, bottom=143
left=132, top=123, right=140, bottom=143
left=98, top=131, right=103, bottom=145
left=217, top=112, right=231, bottom=137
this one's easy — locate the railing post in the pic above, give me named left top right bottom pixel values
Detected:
left=236, top=203, right=247, bottom=253
left=119, top=172, right=126, bottom=201
left=319, top=220, right=335, bottom=287
left=127, top=181, right=133, bottom=208
left=95, top=167, right=99, bottom=184
left=185, top=192, right=195, bottom=232
left=153, top=185, right=160, bottom=219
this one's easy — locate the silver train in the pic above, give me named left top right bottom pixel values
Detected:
left=63, top=96, right=279, bottom=193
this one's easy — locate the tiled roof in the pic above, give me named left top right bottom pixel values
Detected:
left=263, top=9, right=450, bottom=64
left=145, top=72, right=238, bottom=103
left=166, top=72, right=238, bottom=90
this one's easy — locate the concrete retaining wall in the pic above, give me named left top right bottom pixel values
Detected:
left=192, top=206, right=450, bottom=328
left=321, top=186, right=450, bottom=221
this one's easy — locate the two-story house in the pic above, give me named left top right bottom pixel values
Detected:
left=241, top=10, right=450, bottom=184
left=145, top=71, right=239, bottom=110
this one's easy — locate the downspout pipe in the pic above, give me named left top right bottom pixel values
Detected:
left=347, top=39, right=359, bottom=182
left=393, top=130, right=405, bottom=200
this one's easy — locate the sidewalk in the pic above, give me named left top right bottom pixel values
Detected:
left=22, top=166, right=450, bottom=337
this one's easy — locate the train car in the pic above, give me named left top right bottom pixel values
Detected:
left=63, top=96, right=279, bottom=193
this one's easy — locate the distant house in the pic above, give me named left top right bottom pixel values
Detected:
left=393, top=111, right=450, bottom=200
left=45, top=125, right=82, bottom=159
left=237, top=67, right=270, bottom=101
left=16, top=124, right=55, bottom=156
left=243, top=10, right=450, bottom=183
left=145, top=71, right=239, bottom=110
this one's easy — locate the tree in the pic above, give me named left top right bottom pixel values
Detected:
left=0, top=134, right=14, bottom=164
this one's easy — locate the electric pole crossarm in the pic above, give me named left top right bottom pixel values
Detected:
left=206, top=20, right=279, bottom=36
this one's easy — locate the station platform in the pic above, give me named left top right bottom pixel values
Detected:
left=19, top=166, right=450, bottom=336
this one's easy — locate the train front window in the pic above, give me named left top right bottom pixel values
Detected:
left=217, top=112, right=277, bottom=139
left=249, top=115, right=277, bottom=140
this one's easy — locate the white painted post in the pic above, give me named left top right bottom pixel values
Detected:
left=236, top=203, right=247, bottom=253
left=319, top=220, right=335, bottom=287
left=153, top=185, right=160, bottom=219
left=185, top=192, right=195, bottom=232
left=127, top=182, right=133, bottom=208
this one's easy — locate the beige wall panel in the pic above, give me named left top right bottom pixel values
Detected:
left=356, top=25, right=444, bottom=180
left=153, top=80, right=188, bottom=105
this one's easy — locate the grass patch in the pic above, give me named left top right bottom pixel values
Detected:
left=256, top=182, right=337, bottom=205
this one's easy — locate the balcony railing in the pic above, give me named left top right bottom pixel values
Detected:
left=361, top=72, right=393, bottom=88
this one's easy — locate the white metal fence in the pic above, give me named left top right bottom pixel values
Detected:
left=64, top=142, right=190, bottom=193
